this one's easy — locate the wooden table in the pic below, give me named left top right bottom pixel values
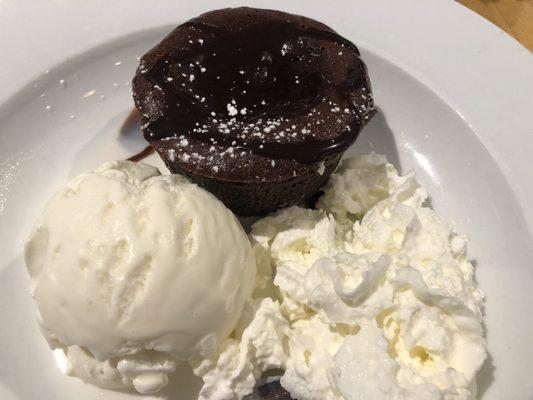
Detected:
left=458, top=0, right=533, bottom=50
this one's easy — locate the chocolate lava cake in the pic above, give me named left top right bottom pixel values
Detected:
left=133, top=7, right=375, bottom=216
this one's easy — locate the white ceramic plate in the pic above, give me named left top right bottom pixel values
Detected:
left=1, top=1, right=532, bottom=399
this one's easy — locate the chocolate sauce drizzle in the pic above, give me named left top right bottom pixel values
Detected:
left=133, top=7, right=374, bottom=165
left=257, top=380, right=292, bottom=400
left=120, top=108, right=155, bottom=162
left=127, top=145, right=155, bottom=162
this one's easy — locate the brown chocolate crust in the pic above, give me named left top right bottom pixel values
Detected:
left=257, top=381, right=294, bottom=400
left=132, top=7, right=374, bottom=215
left=166, top=153, right=341, bottom=216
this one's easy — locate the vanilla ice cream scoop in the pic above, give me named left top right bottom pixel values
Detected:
left=25, top=160, right=255, bottom=394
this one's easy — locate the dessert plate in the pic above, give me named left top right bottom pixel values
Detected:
left=0, top=1, right=532, bottom=399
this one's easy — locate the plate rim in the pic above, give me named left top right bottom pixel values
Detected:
left=1, top=1, right=533, bottom=399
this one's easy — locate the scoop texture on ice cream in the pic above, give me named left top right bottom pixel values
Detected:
left=25, top=161, right=255, bottom=394
left=192, top=154, right=486, bottom=400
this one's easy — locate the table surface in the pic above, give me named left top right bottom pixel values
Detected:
left=458, top=0, right=533, bottom=50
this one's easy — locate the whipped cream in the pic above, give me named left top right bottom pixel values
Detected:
left=25, top=160, right=255, bottom=394
left=191, top=298, right=288, bottom=400
left=194, top=154, right=485, bottom=400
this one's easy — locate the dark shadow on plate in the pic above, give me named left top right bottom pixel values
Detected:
left=423, top=196, right=433, bottom=209
left=68, top=108, right=148, bottom=178
left=240, top=216, right=262, bottom=233
left=346, top=109, right=402, bottom=173
left=159, top=362, right=203, bottom=400
left=119, top=108, right=141, bottom=139
left=477, top=351, right=495, bottom=399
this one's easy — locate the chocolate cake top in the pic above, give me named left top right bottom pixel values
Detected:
left=133, top=7, right=374, bottom=182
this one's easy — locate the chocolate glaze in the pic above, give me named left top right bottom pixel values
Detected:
left=257, top=381, right=293, bottom=400
left=127, top=145, right=155, bottom=162
left=133, top=7, right=374, bottom=175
